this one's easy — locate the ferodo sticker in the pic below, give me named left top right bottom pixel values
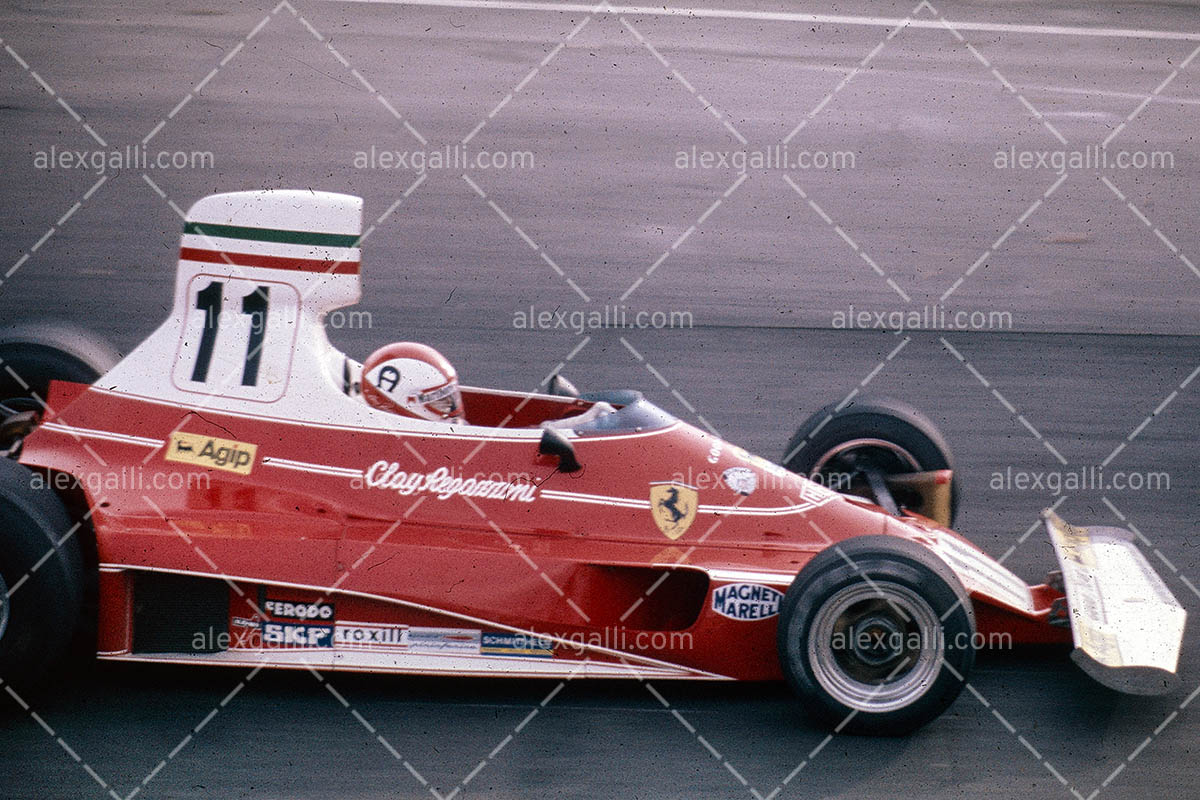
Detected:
left=166, top=431, right=257, bottom=475
left=264, top=599, right=335, bottom=621
left=711, top=583, right=784, bottom=621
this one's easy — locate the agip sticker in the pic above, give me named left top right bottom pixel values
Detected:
left=166, top=431, right=257, bottom=475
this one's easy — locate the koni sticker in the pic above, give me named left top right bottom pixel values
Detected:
left=650, top=481, right=698, bottom=540
left=711, top=583, right=784, bottom=621
left=166, top=431, right=257, bottom=475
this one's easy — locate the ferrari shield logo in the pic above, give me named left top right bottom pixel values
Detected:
left=650, top=481, right=698, bottom=540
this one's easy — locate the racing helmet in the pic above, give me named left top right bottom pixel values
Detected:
left=361, top=342, right=464, bottom=424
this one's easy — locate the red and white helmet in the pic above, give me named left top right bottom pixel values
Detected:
left=361, top=342, right=464, bottom=424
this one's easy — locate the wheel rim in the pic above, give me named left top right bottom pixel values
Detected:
left=805, top=438, right=926, bottom=507
left=807, top=581, right=943, bottom=713
left=808, top=438, right=921, bottom=482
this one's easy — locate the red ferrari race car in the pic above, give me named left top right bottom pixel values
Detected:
left=0, top=190, right=1186, bottom=734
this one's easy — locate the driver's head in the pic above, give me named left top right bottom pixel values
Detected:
left=361, top=342, right=464, bottom=424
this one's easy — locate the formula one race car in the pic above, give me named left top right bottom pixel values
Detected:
left=0, top=190, right=1186, bottom=734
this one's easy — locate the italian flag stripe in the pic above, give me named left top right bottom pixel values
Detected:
left=179, top=247, right=360, bottom=275
left=183, top=221, right=360, bottom=248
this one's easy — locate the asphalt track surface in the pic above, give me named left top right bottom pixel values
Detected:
left=1, top=1, right=1199, bottom=798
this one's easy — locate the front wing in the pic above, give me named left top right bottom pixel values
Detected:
left=1044, top=510, right=1187, bottom=695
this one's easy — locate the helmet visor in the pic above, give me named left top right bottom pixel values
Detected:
left=417, top=382, right=462, bottom=419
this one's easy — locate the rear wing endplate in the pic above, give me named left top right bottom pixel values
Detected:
left=1044, top=510, right=1186, bottom=695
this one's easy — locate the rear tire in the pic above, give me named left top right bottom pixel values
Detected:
left=777, top=535, right=975, bottom=735
left=0, top=458, right=83, bottom=686
left=0, top=325, right=116, bottom=415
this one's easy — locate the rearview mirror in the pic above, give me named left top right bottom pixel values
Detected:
left=547, top=373, right=580, bottom=398
left=539, top=428, right=582, bottom=473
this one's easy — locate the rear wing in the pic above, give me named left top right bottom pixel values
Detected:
left=1044, top=510, right=1186, bottom=695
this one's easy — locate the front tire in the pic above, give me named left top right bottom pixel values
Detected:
left=777, top=535, right=975, bottom=735
left=781, top=395, right=960, bottom=526
left=0, top=458, right=83, bottom=686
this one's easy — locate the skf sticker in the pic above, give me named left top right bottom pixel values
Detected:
left=722, top=466, right=757, bottom=496
left=711, top=583, right=784, bottom=621
left=650, top=481, right=697, bottom=540
left=166, top=432, right=257, bottom=475
left=481, top=631, right=555, bottom=658
left=262, top=621, right=333, bottom=648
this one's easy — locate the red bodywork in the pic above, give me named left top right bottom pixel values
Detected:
left=19, top=379, right=1068, bottom=681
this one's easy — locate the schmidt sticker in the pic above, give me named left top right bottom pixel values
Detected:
left=711, top=583, right=784, bottom=621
